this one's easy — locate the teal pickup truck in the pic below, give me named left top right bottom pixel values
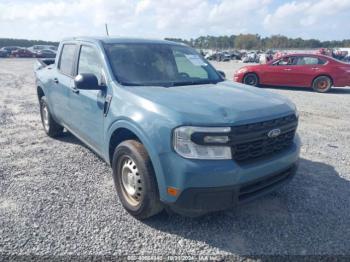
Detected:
left=34, top=37, right=300, bottom=219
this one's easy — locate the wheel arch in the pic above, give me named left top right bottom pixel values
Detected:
left=108, top=127, right=140, bottom=166
left=107, top=120, right=166, bottom=200
left=311, top=74, right=334, bottom=87
left=37, top=85, right=45, bottom=100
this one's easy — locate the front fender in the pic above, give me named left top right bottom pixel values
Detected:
left=105, top=119, right=168, bottom=201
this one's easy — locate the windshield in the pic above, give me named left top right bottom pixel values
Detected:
left=104, top=43, right=223, bottom=86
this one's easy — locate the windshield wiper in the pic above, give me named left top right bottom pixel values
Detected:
left=168, top=80, right=222, bottom=86
left=121, top=82, right=144, bottom=86
left=121, top=79, right=223, bottom=87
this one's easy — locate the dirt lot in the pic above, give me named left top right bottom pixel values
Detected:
left=1, top=58, right=350, bottom=258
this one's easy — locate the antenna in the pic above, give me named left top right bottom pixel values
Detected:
left=105, top=23, right=109, bottom=36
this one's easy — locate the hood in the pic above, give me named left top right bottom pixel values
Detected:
left=125, top=81, right=296, bottom=125
left=236, top=64, right=263, bottom=74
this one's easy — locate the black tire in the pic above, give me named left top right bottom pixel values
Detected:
left=312, top=76, right=332, bottom=93
left=112, top=140, right=163, bottom=220
left=243, top=73, right=259, bottom=86
left=39, top=96, right=63, bottom=137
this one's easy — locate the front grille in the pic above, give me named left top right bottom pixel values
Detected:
left=230, top=114, right=298, bottom=163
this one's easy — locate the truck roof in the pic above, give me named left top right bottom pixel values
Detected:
left=61, top=36, right=184, bottom=46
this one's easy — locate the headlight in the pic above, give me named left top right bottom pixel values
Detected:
left=236, top=68, right=248, bottom=74
left=173, top=126, right=232, bottom=160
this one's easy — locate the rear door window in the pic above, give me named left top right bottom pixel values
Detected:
left=296, top=56, right=326, bottom=65
left=58, top=44, right=77, bottom=76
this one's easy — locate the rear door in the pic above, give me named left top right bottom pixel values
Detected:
left=67, top=44, right=106, bottom=152
left=49, top=43, right=77, bottom=124
left=292, top=56, right=327, bottom=87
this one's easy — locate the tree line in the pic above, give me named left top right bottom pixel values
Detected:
left=2, top=34, right=350, bottom=50
left=166, top=34, right=350, bottom=50
left=0, top=38, right=59, bottom=48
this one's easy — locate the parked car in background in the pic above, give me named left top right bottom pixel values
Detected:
left=242, top=52, right=258, bottom=63
left=35, top=49, right=56, bottom=58
left=234, top=53, right=350, bottom=92
left=229, top=50, right=242, bottom=60
left=34, top=37, right=300, bottom=219
left=48, top=46, right=58, bottom=52
left=218, top=52, right=231, bottom=61
left=11, top=48, right=35, bottom=58
left=206, top=51, right=230, bottom=62
left=273, top=51, right=288, bottom=60
left=0, top=48, right=9, bottom=57
left=1, top=46, right=21, bottom=56
left=344, top=55, right=350, bottom=63
left=29, top=45, right=58, bottom=54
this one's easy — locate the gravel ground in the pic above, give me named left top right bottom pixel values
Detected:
left=0, top=58, right=350, bottom=259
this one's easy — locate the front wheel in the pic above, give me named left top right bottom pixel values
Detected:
left=112, top=140, right=163, bottom=220
left=312, top=76, right=332, bottom=93
left=243, top=73, right=259, bottom=86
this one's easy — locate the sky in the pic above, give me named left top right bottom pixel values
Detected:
left=0, top=0, right=349, bottom=41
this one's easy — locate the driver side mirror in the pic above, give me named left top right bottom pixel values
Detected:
left=74, top=73, right=103, bottom=90
left=217, top=70, right=226, bottom=78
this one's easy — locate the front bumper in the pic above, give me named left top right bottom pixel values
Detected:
left=158, top=135, right=300, bottom=207
left=233, top=73, right=244, bottom=83
left=169, top=163, right=297, bottom=214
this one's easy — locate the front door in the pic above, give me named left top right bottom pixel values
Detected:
left=68, top=44, right=106, bottom=153
left=263, top=56, right=298, bottom=86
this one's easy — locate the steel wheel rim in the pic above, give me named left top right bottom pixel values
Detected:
left=120, top=156, right=142, bottom=206
left=41, top=104, right=49, bottom=131
left=245, top=75, right=257, bottom=86
left=318, top=79, right=329, bottom=90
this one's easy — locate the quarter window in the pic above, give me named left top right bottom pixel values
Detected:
left=78, top=45, right=102, bottom=79
left=58, top=44, right=77, bottom=76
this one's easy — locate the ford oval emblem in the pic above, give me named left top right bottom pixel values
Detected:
left=268, top=128, right=281, bottom=138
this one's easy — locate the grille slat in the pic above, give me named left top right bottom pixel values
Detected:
left=230, top=115, right=298, bottom=163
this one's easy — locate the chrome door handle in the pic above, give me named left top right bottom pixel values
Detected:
left=312, top=67, right=320, bottom=70
left=284, top=68, right=292, bottom=71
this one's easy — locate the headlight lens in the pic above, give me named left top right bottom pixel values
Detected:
left=173, top=126, right=232, bottom=160
left=236, top=67, right=248, bottom=74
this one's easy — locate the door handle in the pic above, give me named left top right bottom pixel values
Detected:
left=104, top=94, right=112, bottom=117
left=53, top=78, right=59, bottom=84
left=312, top=67, right=320, bottom=70
left=284, top=68, right=292, bottom=71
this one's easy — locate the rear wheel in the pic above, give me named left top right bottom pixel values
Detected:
left=243, top=73, right=259, bottom=86
left=312, top=76, right=332, bottom=93
left=40, top=96, right=63, bottom=137
left=112, top=140, right=163, bottom=220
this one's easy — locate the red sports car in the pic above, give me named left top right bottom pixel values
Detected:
left=234, top=53, right=350, bottom=92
